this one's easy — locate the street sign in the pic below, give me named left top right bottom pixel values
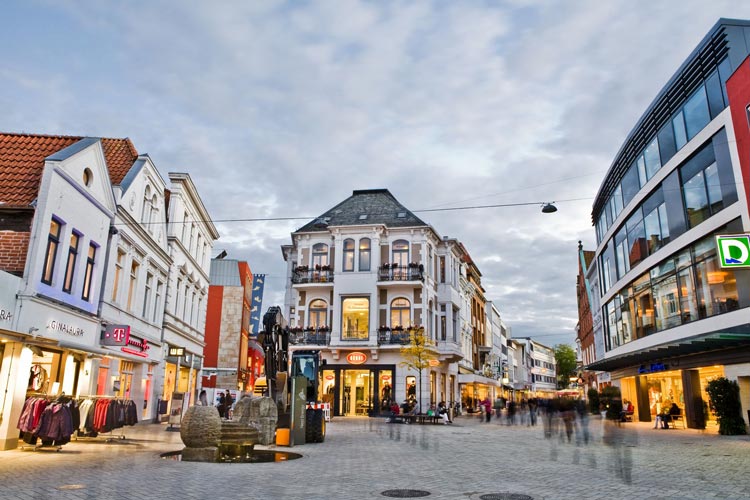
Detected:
left=716, top=235, right=750, bottom=268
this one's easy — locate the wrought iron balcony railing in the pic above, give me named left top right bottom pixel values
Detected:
left=290, top=327, right=330, bottom=345
left=377, top=265, right=423, bottom=282
left=291, top=268, right=334, bottom=284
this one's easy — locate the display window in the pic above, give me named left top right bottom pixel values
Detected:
left=28, top=348, right=61, bottom=395
left=698, top=365, right=724, bottom=424
left=645, top=370, right=684, bottom=416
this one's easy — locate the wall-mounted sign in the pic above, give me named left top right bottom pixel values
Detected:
left=325, top=374, right=335, bottom=381
left=346, top=352, right=367, bottom=365
left=101, top=325, right=131, bottom=346
left=122, top=336, right=149, bottom=358
left=637, top=363, right=668, bottom=374
left=716, top=235, right=750, bottom=268
left=48, top=320, right=85, bottom=337
left=169, top=346, right=185, bottom=357
left=381, top=374, right=391, bottom=381
left=428, top=359, right=440, bottom=367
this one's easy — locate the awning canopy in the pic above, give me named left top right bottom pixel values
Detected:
left=586, top=327, right=750, bottom=372
left=458, top=373, right=503, bottom=387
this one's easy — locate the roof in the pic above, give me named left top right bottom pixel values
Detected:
left=0, top=132, right=139, bottom=208
left=295, top=189, right=428, bottom=233
left=209, top=259, right=242, bottom=286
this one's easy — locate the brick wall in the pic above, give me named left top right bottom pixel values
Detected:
left=0, top=230, right=30, bottom=276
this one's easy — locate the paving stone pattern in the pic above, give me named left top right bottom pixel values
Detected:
left=0, top=415, right=748, bottom=500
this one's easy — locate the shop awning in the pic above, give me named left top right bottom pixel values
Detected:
left=586, top=327, right=750, bottom=372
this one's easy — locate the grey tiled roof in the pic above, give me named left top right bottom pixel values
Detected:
left=296, top=189, right=428, bottom=233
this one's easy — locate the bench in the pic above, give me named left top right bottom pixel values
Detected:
left=388, top=414, right=441, bottom=424
left=667, top=414, right=685, bottom=429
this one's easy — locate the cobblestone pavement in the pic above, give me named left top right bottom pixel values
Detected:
left=1, top=414, right=749, bottom=500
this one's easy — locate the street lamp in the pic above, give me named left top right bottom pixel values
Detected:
left=541, top=203, right=558, bottom=213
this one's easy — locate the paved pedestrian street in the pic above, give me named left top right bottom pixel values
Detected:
left=1, top=414, right=748, bottom=500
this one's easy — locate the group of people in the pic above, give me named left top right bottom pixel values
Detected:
left=387, top=400, right=453, bottom=424
left=197, top=389, right=234, bottom=419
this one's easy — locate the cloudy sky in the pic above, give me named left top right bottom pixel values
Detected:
left=4, top=0, right=750, bottom=347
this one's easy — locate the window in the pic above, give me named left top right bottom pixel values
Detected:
left=189, top=224, right=196, bottom=252
left=439, top=256, right=446, bottom=283
left=642, top=188, right=670, bottom=255
left=342, top=297, right=369, bottom=340
left=683, top=86, right=710, bottom=140
left=312, top=243, right=329, bottom=270
left=621, top=162, right=641, bottom=207
left=614, top=226, right=629, bottom=280
left=309, top=299, right=328, bottom=328
left=127, top=260, right=139, bottom=312
left=182, top=212, right=189, bottom=241
left=683, top=162, right=723, bottom=229
left=142, top=186, right=152, bottom=226
left=63, top=232, right=80, bottom=293
left=42, top=219, right=62, bottom=285
left=673, top=111, right=688, bottom=150
left=626, top=208, right=646, bottom=268
left=342, top=239, right=354, bottom=272
left=643, top=138, right=661, bottom=180
left=112, top=250, right=124, bottom=302
left=392, top=240, right=409, bottom=279
left=81, top=243, right=97, bottom=301
left=358, top=238, right=371, bottom=272
left=390, top=298, right=411, bottom=328
left=153, top=281, right=163, bottom=323
left=142, top=273, right=153, bottom=318
left=83, top=168, right=93, bottom=187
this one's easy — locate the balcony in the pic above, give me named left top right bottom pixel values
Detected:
left=289, top=327, right=330, bottom=346
left=378, top=263, right=424, bottom=282
left=291, top=266, right=334, bottom=285
left=377, top=326, right=421, bottom=345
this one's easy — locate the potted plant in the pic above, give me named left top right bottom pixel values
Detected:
left=706, top=377, right=747, bottom=435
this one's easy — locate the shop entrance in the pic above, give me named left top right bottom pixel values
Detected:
left=342, top=369, right=372, bottom=416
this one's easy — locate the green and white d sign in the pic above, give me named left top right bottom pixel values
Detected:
left=716, top=235, right=750, bottom=268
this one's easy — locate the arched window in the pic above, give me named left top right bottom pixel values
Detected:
left=309, top=299, right=328, bottom=328
left=342, top=239, right=354, bottom=272
left=358, top=238, right=371, bottom=271
left=390, top=298, right=411, bottom=328
left=312, top=243, right=329, bottom=269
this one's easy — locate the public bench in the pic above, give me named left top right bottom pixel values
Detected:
left=387, top=413, right=441, bottom=424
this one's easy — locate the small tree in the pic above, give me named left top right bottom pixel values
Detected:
left=554, top=344, right=577, bottom=389
left=706, top=377, right=747, bottom=435
left=400, top=327, right=438, bottom=413
left=600, top=386, right=622, bottom=420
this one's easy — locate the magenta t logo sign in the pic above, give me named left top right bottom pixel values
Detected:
left=112, top=328, right=127, bottom=343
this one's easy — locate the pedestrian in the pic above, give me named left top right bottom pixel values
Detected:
left=217, top=391, right=226, bottom=418
left=199, top=389, right=208, bottom=406
left=493, top=396, right=504, bottom=420
left=482, top=396, right=492, bottom=423
left=224, top=390, right=234, bottom=419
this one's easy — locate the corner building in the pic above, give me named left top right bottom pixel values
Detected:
left=281, top=189, right=466, bottom=417
left=588, top=19, right=750, bottom=429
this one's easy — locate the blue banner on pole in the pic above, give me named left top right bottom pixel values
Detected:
left=248, top=274, right=265, bottom=338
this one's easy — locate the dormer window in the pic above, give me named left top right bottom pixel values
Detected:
left=397, top=212, right=406, bottom=218
left=359, top=214, right=368, bottom=220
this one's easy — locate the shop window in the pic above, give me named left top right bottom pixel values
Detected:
left=97, top=357, right=111, bottom=396
left=42, top=218, right=62, bottom=285
left=405, top=375, right=416, bottom=403
left=342, top=297, right=369, bottom=340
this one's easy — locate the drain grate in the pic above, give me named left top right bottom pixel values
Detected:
left=479, top=495, right=533, bottom=500
left=381, top=489, right=431, bottom=498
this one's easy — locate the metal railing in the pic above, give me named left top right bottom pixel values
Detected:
left=377, top=266, right=423, bottom=282
left=291, top=269, right=334, bottom=284
left=290, top=328, right=330, bottom=345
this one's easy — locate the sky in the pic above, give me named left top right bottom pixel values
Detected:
left=4, top=0, right=750, bottom=348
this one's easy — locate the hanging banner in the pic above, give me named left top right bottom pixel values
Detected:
left=248, top=274, right=265, bottom=338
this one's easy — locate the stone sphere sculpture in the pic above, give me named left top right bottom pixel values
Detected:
left=180, top=405, right=221, bottom=448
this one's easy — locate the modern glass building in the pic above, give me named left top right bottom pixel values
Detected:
left=587, top=19, right=750, bottom=429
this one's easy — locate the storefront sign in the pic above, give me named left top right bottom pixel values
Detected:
left=48, top=320, right=85, bottom=336
left=346, top=352, right=367, bottom=364
left=716, top=235, right=750, bottom=268
left=0, top=308, right=11, bottom=323
left=101, top=325, right=131, bottom=346
left=325, top=374, right=335, bottom=380
left=428, top=359, right=440, bottom=367
left=381, top=375, right=391, bottom=381
left=169, top=346, right=185, bottom=356
left=122, top=336, right=150, bottom=358
left=638, top=363, right=668, bottom=374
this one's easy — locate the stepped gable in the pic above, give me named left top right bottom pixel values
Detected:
left=296, top=188, right=428, bottom=233
left=0, top=132, right=139, bottom=208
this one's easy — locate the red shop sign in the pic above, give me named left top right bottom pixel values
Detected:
left=346, top=352, right=367, bottom=365
left=325, top=374, right=335, bottom=380
left=381, top=375, right=391, bottom=381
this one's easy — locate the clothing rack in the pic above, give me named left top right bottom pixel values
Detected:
left=75, top=396, right=138, bottom=442
left=18, top=395, right=74, bottom=452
